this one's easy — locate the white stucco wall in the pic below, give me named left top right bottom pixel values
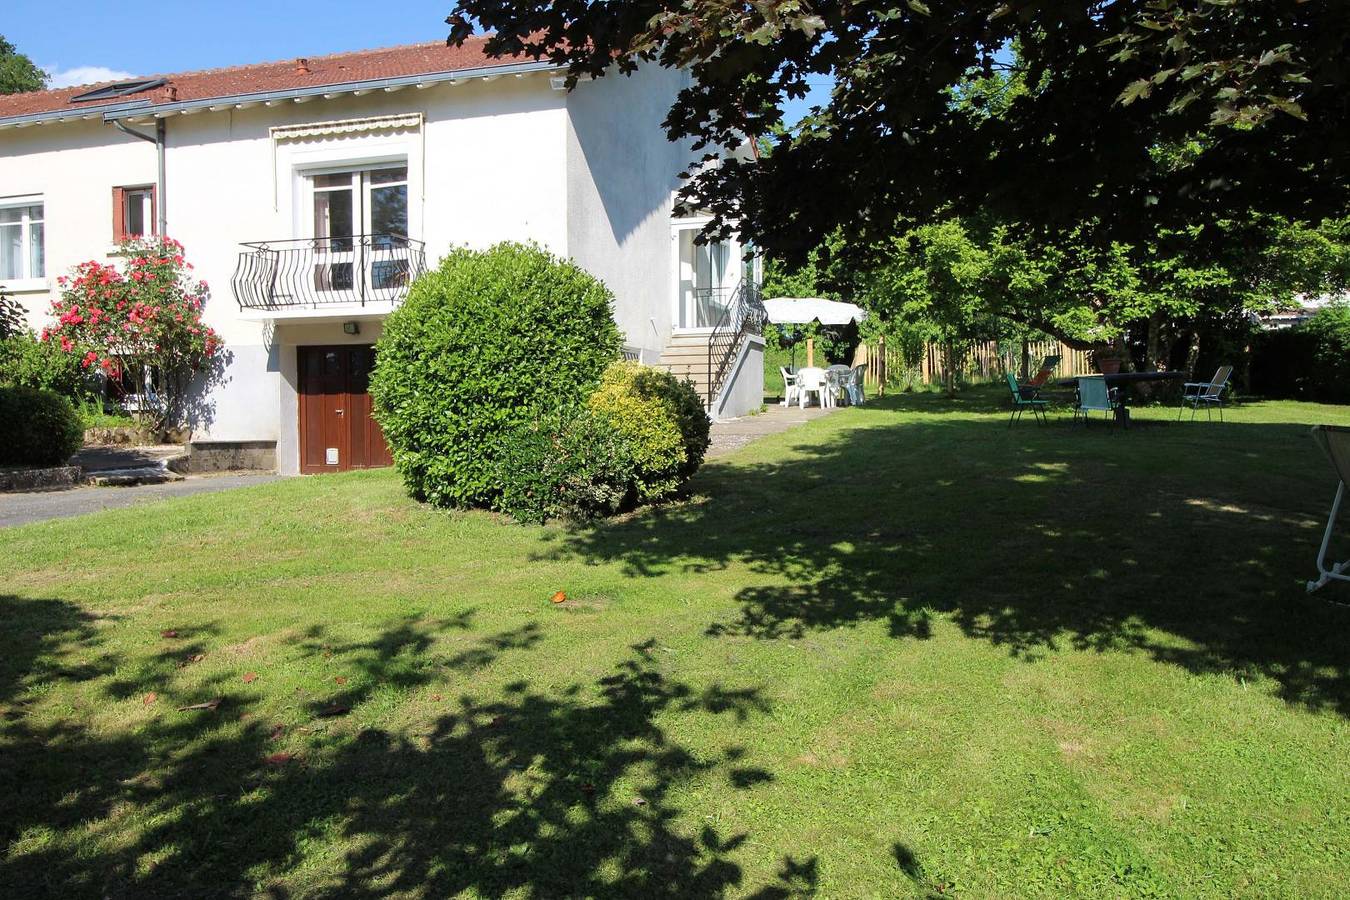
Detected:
left=564, top=65, right=693, bottom=360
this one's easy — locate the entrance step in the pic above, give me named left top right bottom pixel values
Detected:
left=87, top=466, right=185, bottom=487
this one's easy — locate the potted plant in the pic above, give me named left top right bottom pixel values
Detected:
left=1091, top=343, right=1126, bottom=375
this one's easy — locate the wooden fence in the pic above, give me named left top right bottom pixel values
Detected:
left=851, top=338, right=1093, bottom=394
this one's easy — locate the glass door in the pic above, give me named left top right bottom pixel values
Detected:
left=677, top=228, right=736, bottom=329
left=311, top=173, right=358, bottom=296
left=307, top=165, right=410, bottom=302
left=363, top=167, right=411, bottom=299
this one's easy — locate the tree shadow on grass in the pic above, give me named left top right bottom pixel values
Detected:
left=0, top=603, right=817, bottom=898
left=538, top=396, right=1350, bottom=716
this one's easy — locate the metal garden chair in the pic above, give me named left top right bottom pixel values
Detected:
left=1179, top=365, right=1233, bottom=421
left=1006, top=372, right=1049, bottom=427
left=1307, top=425, right=1350, bottom=594
left=1073, top=377, right=1119, bottom=428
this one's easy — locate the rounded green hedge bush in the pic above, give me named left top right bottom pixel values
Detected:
left=497, top=408, right=638, bottom=524
left=587, top=360, right=711, bottom=502
left=0, top=386, right=84, bottom=467
left=370, top=242, right=622, bottom=508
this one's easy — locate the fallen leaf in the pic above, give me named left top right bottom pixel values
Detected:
left=143, top=692, right=157, bottom=706
left=242, top=672, right=258, bottom=684
left=160, top=629, right=179, bottom=639
left=265, top=752, right=294, bottom=766
left=632, top=797, right=647, bottom=807
left=580, top=782, right=596, bottom=795
left=490, top=715, right=506, bottom=728
left=176, top=698, right=222, bottom=712
left=550, top=590, right=567, bottom=604
left=334, top=676, right=347, bottom=685
left=316, top=703, right=350, bottom=718
left=179, top=653, right=206, bottom=668
left=431, top=694, right=443, bottom=702
left=268, top=723, right=286, bottom=741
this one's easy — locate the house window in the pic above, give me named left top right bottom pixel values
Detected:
left=0, top=199, right=45, bottom=282
left=113, top=185, right=156, bottom=242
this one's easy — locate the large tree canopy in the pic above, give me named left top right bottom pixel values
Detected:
left=448, top=2, right=1350, bottom=263
left=0, top=35, right=45, bottom=95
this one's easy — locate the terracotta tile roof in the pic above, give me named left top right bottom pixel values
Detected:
left=0, top=38, right=534, bottom=121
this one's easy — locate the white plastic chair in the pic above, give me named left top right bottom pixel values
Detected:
left=796, top=367, right=828, bottom=408
left=780, top=367, right=800, bottom=407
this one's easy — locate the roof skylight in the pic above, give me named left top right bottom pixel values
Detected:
left=70, top=78, right=167, bottom=103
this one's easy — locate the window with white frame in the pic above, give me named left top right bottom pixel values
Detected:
left=0, top=199, right=45, bottom=283
left=113, top=185, right=156, bottom=241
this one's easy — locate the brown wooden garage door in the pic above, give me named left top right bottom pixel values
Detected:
left=298, top=346, right=393, bottom=474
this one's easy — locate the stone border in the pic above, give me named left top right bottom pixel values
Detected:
left=0, top=465, right=82, bottom=493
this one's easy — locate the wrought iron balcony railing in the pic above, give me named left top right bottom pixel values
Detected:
left=231, top=234, right=426, bottom=311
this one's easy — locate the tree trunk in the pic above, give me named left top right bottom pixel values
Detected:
left=1145, top=312, right=1164, bottom=372
left=1019, top=337, right=1030, bottom=381
left=944, top=338, right=957, bottom=397
left=1184, top=329, right=1203, bottom=380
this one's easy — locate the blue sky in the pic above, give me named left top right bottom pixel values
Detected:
left=4, top=0, right=828, bottom=124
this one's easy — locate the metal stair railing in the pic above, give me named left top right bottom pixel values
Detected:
left=706, top=279, right=767, bottom=409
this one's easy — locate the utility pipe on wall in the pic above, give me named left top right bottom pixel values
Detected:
left=112, top=119, right=167, bottom=236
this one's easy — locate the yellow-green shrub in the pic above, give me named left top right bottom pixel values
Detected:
left=587, top=361, right=711, bottom=502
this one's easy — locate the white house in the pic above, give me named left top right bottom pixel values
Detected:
left=0, top=39, right=764, bottom=475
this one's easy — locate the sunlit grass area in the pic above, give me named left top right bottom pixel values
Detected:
left=2, top=388, right=1348, bottom=897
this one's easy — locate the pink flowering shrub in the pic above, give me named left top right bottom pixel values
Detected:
left=42, top=237, right=222, bottom=429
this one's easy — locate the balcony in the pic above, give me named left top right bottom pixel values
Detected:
left=231, top=234, right=426, bottom=313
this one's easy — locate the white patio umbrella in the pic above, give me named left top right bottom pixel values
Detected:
left=763, top=297, right=867, bottom=367
left=763, top=297, right=867, bottom=326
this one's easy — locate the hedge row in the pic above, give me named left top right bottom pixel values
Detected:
left=1250, top=305, right=1350, bottom=404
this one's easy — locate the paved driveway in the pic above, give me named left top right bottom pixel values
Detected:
left=0, top=475, right=282, bottom=529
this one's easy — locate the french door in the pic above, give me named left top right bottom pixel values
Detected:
left=676, top=227, right=736, bottom=329
left=298, top=346, right=393, bottom=474
left=309, top=165, right=411, bottom=302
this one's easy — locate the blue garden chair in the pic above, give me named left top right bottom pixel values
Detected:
left=1179, top=365, right=1233, bottom=421
left=1006, top=372, right=1049, bottom=428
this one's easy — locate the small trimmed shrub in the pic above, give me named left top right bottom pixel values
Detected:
left=0, top=329, right=98, bottom=402
left=371, top=242, right=623, bottom=508
left=498, top=409, right=638, bottom=523
left=0, top=386, right=84, bottom=467
left=587, top=361, right=711, bottom=502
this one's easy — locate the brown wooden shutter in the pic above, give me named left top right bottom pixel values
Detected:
left=112, top=187, right=126, bottom=242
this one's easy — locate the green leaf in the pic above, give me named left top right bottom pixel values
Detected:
left=1269, top=97, right=1308, bottom=121
left=907, top=0, right=932, bottom=15
left=1118, top=79, right=1153, bottom=105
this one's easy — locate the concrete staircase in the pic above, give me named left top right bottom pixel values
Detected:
left=658, top=333, right=714, bottom=402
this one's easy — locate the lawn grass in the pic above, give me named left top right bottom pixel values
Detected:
left=2, top=388, right=1348, bottom=897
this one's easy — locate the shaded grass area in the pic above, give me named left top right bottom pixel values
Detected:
left=2, top=387, right=1348, bottom=897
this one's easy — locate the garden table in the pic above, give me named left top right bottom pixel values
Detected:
left=1057, top=371, right=1186, bottom=426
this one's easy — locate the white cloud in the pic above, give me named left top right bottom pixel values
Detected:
left=44, top=65, right=138, bottom=90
